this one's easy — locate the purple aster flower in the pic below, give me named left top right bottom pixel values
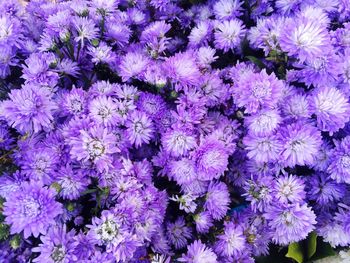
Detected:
left=89, top=95, right=119, bottom=127
left=188, top=21, right=213, bottom=48
left=193, top=211, right=213, bottom=234
left=179, top=240, right=218, bottom=263
left=3, top=182, right=62, bottom=238
left=22, top=52, right=58, bottom=86
left=169, top=158, right=198, bottom=185
left=306, top=172, right=346, bottom=206
left=280, top=17, right=331, bottom=62
left=0, top=84, right=57, bottom=133
left=136, top=92, right=166, bottom=120
left=118, top=51, right=149, bottom=82
left=73, top=16, right=98, bottom=47
left=32, top=225, right=77, bottom=263
left=166, top=217, right=192, bottom=250
left=72, top=232, right=95, bottom=260
left=312, top=141, right=333, bottom=171
left=162, top=129, right=197, bottom=157
left=196, top=46, right=218, bottom=69
left=105, top=18, right=131, bottom=48
left=245, top=109, right=281, bottom=136
left=56, top=58, right=80, bottom=77
left=0, top=171, right=25, bottom=199
left=328, top=136, right=350, bottom=183
left=88, top=42, right=116, bottom=65
left=309, top=86, right=350, bottom=134
left=141, top=20, right=171, bottom=56
left=243, top=133, right=282, bottom=163
left=214, top=222, right=246, bottom=258
left=126, top=111, right=154, bottom=148
left=273, top=174, right=306, bottom=204
left=243, top=175, right=274, bottom=212
left=213, top=0, right=243, bottom=20
left=204, top=181, right=230, bottom=220
left=278, top=121, right=322, bottom=167
left=200, top=72, right=229, bottom=107
left=0, top=45, right=18, bottom=78
left=193, top=137, right=229, bottom=181
left=20, top=146, right=58, bottom=185
left=60, top=87, right=88, bottom=117
left=264, top=203, right=317, bottom=245
left=88, top=210, right=121, bottom=244
left=282, top=92, right=311, bottom=120
left=70, top=126, right=119, bottom=172
left=56, top=165, right=89, bottom=200
left=233, top=69, right=284, bottom=114
left=248, top=16, right=285, bottom=55
left=165, top=51, right=201, bottom=90
left=214, top=19, right=246, bottom=52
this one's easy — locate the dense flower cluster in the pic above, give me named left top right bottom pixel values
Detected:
left=0, top=0, right=350, bottom=262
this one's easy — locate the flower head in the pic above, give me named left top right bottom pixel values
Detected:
left=0, top=84, right=56, bottom=133
left=3, top=182, right=62, bottom=238
left=179, top=240, right=218, bottom=263
left=204, top=181, right=230, bottom=220
left=126, top=111, right=154, bottom=148
left=214, top=222, right=246, bottom=257
left=214, top=19, right=246, bottom=52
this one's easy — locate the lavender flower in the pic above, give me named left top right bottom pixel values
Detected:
left=0, top=84, right=57, bottom=133
left=179, top=240, right=218, bottom=263
left=3, top=182, right=62, bottom=238
left=214, top=19, right=246, bottom=52
left=166, top=217, right=192, bottom=250
left=328, top=136, right=350, bottom=183
left=204, top=181, right=230, bottom=220
left=126, top=111, right=154, bottom=148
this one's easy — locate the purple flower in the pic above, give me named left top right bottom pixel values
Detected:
left=165, top=52, right=201, bottom=90
left=243, top=175, right=274, bottom=212
left=88, top=42, right=116, bottom=65
left=309, top=86, right=350, bottom=134
left=328, top=136, right=350, bottom=183
left=278, top=121, right=322, bottom=167
left=118, top=51, right=149, bottom=82
left=162, top=129, right=197, bottom=157
left=56, top=165, right=89, bottom=200
left=245, top=109, right=281, bottom=136
left=60, top=87, right=88, bottom=117
left=89, top=95, right=119, bottom=127
left=193, top=211, right=213, bottom=234
left=32, top=225, right=77, bottom=263
left=243, top=133, right=282, bottom=163
left=179, top=240, right=218, bottom=263
left=280, top=17, right=330, bottom=62
left=272, top=174, right=306, bottom=204
left=188, top=21, right=213, bottom=48
left=214, top=19, right=246, bottom=52
left=73, top=16, right=98, bottom=47
left=193, top=138, right=229, bottom=181
left=0, top=84, right=57, bottom=133
left=233, top=69, right=284, bottom=114
left=169, top=158, right=198, bottom=185
left=126, top=111, right=154, bottom=148
left=306, top=172, right=346, bottom=206
left=213, top=0, right=243, bottom=20
left=204, top=181, right=230, bottom=220
left=3, top=182, right=62, bottom=238
left=136, top=92, right=166, bottom=120
left=70, top=126, right=119, bottom=172
left=166, top=217, right=192, bottom=250
left=214, top=222, right=246, bottom=258
left=264, top=203, right=316, bottom=245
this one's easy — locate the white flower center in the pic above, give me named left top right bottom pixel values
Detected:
left=87, top=139, right=105, bottom=158
left=23, top=197, right=41, bottom=218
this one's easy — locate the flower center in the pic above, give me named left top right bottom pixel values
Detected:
left=134, top=121, right=144, bottom=133
left=87, top=139, right=105, bottom=158
left=341, top=155, right=350, bottom=168
left=51, top=245, right=66, bottom=263
left=23, top=197, right=41, bottom=218
left=252, top=81, right=270, bottom=99
left=98, top=220, right=119, bottom=242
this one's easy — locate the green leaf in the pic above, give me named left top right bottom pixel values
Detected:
left=246, top=56, right=266, bottom=69
left=306, top=231, right=317, bottom=259
left=10, top=235, right=20, bottom=249
left=286, top=242, right=304, bottom=263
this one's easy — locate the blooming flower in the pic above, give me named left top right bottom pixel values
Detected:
left=3, top=182, right=62, bottom=238
left=0, top=84, right=57, bottom=133
left=328, top=136, right=350, bottom=184
left=273, top=174, right=305, bottom=204
left=70, top=126, right=119, bottom=172
left=309, top=86, right=350, bottom=134
left=214, top=222, right=246, bottom=257
left=179, top=240, right=218, bottom=263
left=166, top=217, right=192, bottom=249
left=265, top=203, right=317, bottom=245
left=204, top=181, right=230, bottom=220
left=126, top=111, right=154, bottom=148
left=233, top=69, right=284, bottom=114
left=162, top=129, right=197, bottom=157
left=214, top=19, right=246, bottom=52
